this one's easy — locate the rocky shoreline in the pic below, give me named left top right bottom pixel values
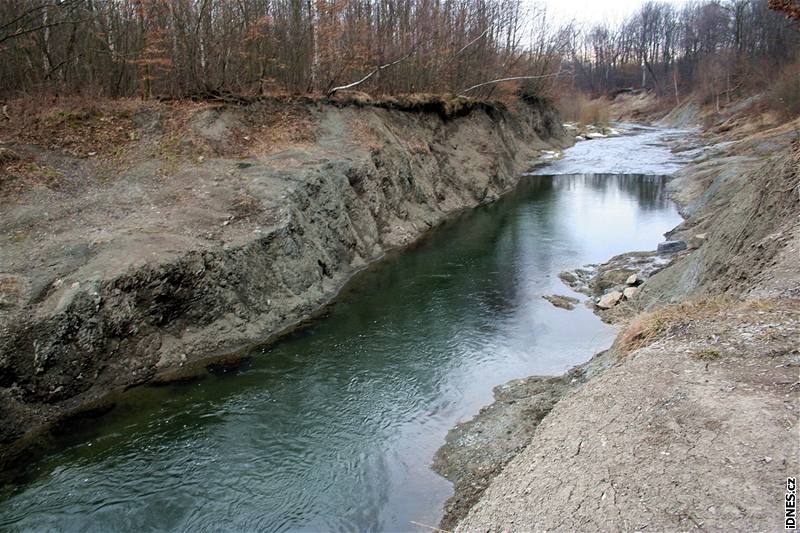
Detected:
left=432, top=114, right=800, bottom=530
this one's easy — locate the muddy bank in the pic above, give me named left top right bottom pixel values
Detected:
left=453, top=300, right=799, bottom=531
left=434, top=115, right=800, bottom=529
left=432, top=346, right=619, bottom=530
left=0, top=97, right=568, bottom=458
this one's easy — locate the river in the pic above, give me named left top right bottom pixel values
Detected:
left=0, top=125, right=688, bottom=532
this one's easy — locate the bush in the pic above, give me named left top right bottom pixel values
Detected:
left=769, top=61, right=800, bottom=120
left=556, top=92, right=610, bottom=126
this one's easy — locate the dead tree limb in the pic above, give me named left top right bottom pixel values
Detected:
left=0, top=18, right=90, bottom=45
left=327, top=50, right=416, bottom=96
left=448, top=28, right=490, bottom=62
left=459, top=73, right=562, bottom=96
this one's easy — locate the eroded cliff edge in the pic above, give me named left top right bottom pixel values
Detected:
left=0, top=97, right=568, bottom=457
left=435, top=115, right=800, bottom=531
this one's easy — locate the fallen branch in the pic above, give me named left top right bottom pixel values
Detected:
left=327, top=49, right=416, bottom=96
left=45, top=53, right=84, bottom=79
left=448, top=27, right=490, bottom=62
left=459, top=73, right=562, bottom=95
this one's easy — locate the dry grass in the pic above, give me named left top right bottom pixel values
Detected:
left=617, top=298, right=781, bottom=356
left=229, top=193, right=263, bottom=220
left=769, top=60, right=800, bottom=121
left=245, top=102, right=317, bottom=156
left=350, top=118, right=384, bottom=152
left=617, top=298, right=733, bottom=355
left=557, top=92, right=610, bottom=126
left=156, top=99, right=319, bottom=160
left=0, top=95, right=319, bottom=162
left=0, top=95, right=141, bottom=157
left=331, top=91, right=499, bottom=119
left=0, top=159, right=68, bottom=198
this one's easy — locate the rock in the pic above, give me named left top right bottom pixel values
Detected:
left=558, top=268, right=597, bottom=297
left=623, top=287, right=639, bottom=299
left=0, top=147, right=20, bottom=164
left=558, top=271, right=577, bottom=284
left=657, top=240, right=688, bottom=254
left=538, top=150, right=562, bottom=162
left=586, top=132, right=607, bottom=139
left=689, top=233, right=707, bottom=249
left=596, top=290, right=623, bottom=309
left=596, top=268, right=636, bottom=291
left=626, top=273, right=639, bottom=286
left=542, top=294, right=580, bottom=310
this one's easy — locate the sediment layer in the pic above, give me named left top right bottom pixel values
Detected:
left=0, top=98, right=568, bottom=455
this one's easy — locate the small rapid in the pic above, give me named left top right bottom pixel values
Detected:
left=530, top=124, right=693, bottom=176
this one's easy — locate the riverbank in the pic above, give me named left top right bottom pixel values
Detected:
left=0, top=95, right=570, bottom=461
left=433, top=103, right=800, bottom=530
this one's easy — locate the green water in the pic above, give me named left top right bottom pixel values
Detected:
left=0, top=173, right=681, bottom=532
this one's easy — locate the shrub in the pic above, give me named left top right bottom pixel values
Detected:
left=556, top=92, right=610, bottom=126
left=769, top=60, right=800, bottom=120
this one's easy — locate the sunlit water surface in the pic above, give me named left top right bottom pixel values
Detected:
left=0, top=129, right=685, bottom=532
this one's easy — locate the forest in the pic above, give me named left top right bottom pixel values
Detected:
left=0, top=0, right=798, bottom=107
left=1, top=2, right=800, bottom=532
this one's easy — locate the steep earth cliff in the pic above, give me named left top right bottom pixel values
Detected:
left=0, top=97, right=568, bottom=459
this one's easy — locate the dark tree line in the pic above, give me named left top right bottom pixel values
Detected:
left=0, top=0, right=569, bottom=99
left=0, top=0, right=797, bottom=103
left=567, top=0, right=800, bottom=107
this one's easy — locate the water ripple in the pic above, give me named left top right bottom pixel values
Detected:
left=0, top=168, right=684, bottom=532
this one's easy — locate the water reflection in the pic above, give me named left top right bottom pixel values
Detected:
left=0, top=174, right=681, bottom=533
left=557, top=174, right=674, bottom=211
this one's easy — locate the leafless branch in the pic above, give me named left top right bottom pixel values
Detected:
left=328, top=49, right=417, bottom=96
left=460, top=73, right=563, bottom=95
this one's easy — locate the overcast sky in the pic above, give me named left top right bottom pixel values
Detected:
left=533, top=0, right=692, bottom=25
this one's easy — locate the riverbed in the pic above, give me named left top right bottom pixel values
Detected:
left=0, top=125, right=687, bottom=532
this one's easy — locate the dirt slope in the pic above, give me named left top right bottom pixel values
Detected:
left=436, top=111, right=800, bottom=531
left=456, top=301, right=799, bottom=532
left=0, top=97, right=568, bottom=457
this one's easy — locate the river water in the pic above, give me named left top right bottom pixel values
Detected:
left=0, top=125, right=687, bottom=532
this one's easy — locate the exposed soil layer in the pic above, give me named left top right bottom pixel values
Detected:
left=0, top=97, right=568, bottom=461
left=434, top=110, right=800, bottom=530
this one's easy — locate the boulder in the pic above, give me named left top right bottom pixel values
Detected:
left=626, top=273, right=639, bottom=286
left=623, top=286, right=639, bottom=299
left=596, top=290, right=623, bottom=309
left=595, top=268, right=636, bottom=291
left=558, top=271, right=577, bottom=284
left=657, top=240, right=688, bottom=254
left=688, top=233, right=707, bottom=249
